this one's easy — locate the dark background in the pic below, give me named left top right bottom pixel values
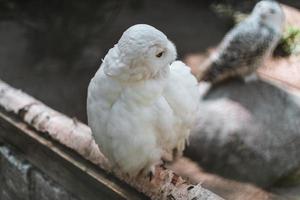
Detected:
left=0, top=0, right=299, bottom=122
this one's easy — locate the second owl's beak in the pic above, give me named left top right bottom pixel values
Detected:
left=260, top=13, right=267, bottom=20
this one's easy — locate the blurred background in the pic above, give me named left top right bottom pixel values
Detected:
left=1, top=0, right=300, bottom=199
left=0, top=0, right=298, bottom=122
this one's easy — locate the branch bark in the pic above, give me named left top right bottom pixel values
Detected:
left=0, top=79, right=223, bottom=200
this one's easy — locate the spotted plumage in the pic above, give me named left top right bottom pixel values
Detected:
left=198, top=0, right=285, bottom=84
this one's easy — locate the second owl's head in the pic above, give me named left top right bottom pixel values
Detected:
left=252, top=0, right=285, bottom=30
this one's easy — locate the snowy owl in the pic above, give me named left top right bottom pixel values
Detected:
left=87, top=24, right=200, bottom=177
left=197, top=0, right=285, bottom=84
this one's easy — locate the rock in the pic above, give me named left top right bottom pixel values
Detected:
left=0, top=145, right=81, bottom=200
left=185, top=79, right=300, bottom=187
left=0, top=146, right=31, bottom=200
left=31, top=171, right=79, bottom=200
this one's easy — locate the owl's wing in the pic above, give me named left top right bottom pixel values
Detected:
left=166, top=61, right=200, bottom=127
left=219, top=23, right=273, bottom=67
left=201, top=21, right=274, bottom=83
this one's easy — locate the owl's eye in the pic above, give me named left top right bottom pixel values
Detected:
left=156, top=51, right=164, bottom=58
left=270, top=8, right=276, bottom=14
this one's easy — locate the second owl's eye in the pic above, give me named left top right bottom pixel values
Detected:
left=156, top=51, right=164, bottom=58
left=270, top=8, right=276, bottom=14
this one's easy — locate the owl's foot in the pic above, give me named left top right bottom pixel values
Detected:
left=162, top=150, right=173, bottom=163
left=139, top=160, right=162, bottom=181
left=146, top=165, right=156, bottom=181
left=173, top=139, right=186, bottom=159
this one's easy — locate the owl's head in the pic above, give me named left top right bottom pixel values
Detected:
left=103, top=24, right=177, bottom=81
left=252, top=0, right=285, bottom=30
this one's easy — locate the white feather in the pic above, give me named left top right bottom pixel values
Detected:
left=87, top=24, right=200, bottom=176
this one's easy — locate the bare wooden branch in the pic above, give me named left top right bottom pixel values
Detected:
left=0, top=79, right=223, bottom=200
left=169, top=158, right=276, bottom=200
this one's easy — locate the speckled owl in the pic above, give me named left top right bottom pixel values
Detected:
left=198, top=0, right=285, bottom=84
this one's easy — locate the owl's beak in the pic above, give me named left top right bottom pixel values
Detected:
left=260, top=13, right=267, bottom=20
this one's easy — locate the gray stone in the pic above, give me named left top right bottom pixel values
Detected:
left=31, top=170, right=79, bottom=200
left=0, top=146, right=31, bottom=200
left=186, top=79, right=300, bottom=187
left=0, top=145, right=81, bottom=200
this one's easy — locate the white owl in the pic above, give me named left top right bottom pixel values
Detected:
left=198, top=0, right=285, bottom=84
left=87, top=24, right=200, bottom=177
